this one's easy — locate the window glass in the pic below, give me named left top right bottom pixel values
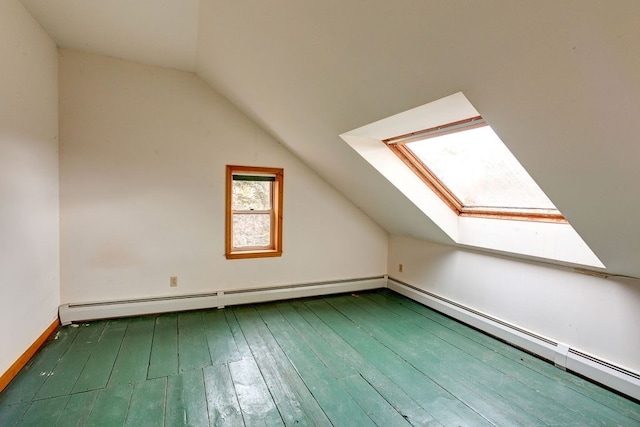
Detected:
left=232, top=212, right=271, bottom=248
left=396, top=125, right=560, bottom=217
left=232, top=180, right=272, bottom=211
left=405, top=125, right=559, bottom=214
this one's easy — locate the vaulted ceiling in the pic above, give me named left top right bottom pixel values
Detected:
left=21, top=0, right=640, bottom=277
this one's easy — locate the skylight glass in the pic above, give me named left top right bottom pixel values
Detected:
left=404, top=124, right=560, bottom=215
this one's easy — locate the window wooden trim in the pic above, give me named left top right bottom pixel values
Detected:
left=225, top=165, right=284, bottom=259
left=384, top=119, right=567, bottom=224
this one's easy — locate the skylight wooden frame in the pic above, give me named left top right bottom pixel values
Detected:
left=384, top=117, right=567, bottom=223
left=226, top=165, right=284, bottom=259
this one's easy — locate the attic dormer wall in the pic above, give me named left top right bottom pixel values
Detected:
left=57, top=50, right=387, bottom=305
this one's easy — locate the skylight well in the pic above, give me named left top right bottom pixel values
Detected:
left=340, top=91, right=604, bottom=269
left=384, top=116, right=565, bottom=223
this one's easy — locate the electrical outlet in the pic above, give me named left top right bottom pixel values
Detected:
left=399, top=264, right=403, bottom=273
left=170, top=276, right=178, bottom=287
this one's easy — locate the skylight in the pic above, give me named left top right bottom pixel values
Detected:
left=385, top=117, right=565, bottom=222
left=339, top=91, right=604, bottom=268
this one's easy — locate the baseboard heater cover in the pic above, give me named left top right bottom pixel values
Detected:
left=566, top=349, right=640, bottom=401
left=387, top=277, right=640, bottom=401
left=58, top=276, right=385, bottom=325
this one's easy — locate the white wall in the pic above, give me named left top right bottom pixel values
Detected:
left=389, top=235, right=640, bottom=373
left=0, top=0, right=59, bottom=375
left=59, top=50, right=388, bottom=304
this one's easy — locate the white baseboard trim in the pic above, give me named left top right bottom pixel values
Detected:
left=388, top=277, right=640, bottom=401
left=219, top=277, right=384, bottom=307
left=58, top=276, right=385, bottom=325
left=59, top=294, right=221, bottom=326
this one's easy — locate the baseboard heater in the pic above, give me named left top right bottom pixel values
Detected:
left=58, top=276, right=385, bottom=325
left=387, top=277, right=640, bottom=401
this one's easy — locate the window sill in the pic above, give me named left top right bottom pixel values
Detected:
left=225, top=249, right=282, bottom=260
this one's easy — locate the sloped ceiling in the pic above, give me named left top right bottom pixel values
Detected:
left=21, top=0, right=640, bottom=277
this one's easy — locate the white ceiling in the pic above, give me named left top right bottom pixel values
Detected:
left=21, top=0, right=640, bottom=277
left=21, top=0, right=200, bottom=70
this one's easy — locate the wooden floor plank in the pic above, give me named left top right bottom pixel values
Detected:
left=203, top=363, right=244, bottom=426
left=302, top=297, right=494, bottom=426
left=35, top=322, right=106, bottom=400
left=165, top=369, right=209, bottom=427
left=326, top=295, right=551, bottom=426
left=376, top=298, right=593, bottom=426
left=86, top=383, right=133, bottom=427
left=72, top=318, right=128, bottom=393
left=202, top=309, right=241, bottom=365
left=376, top=290, right=640, bottom=423
left=228, top=351, right=284, bottom=426
left=224, top=309, right=253, bottom=359
left=107, top=316, right=155, bottom=387
left=178, top=311, right=212, bottom=373
left=56, top=390, right=99, bottom=427
left=0, top=402, right=29, bottom=426
left=261, top=303, right=417, bottom=427
left=0, top=326, right=80, bottom=405
left=349, top=293, right=637, bottom=427
left=235, top=305, right=332, bottom=427
left=125, top=377, right=167, bottom=427
left=20, top=395, right=69, bottom=426
left=248, top=305, right=378, bottom=427
left=148, top=313, right=179, bottom=379
left=364, top=291, right=639, bottom=426
left=273, top=301, right=442, bottom=426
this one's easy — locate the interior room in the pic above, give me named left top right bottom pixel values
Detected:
left=1, top=0, right=639, bottom=424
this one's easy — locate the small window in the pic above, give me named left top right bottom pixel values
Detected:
left=225, top=165, right=283, bottom=259
left=385, top=117, right=566, bottom=223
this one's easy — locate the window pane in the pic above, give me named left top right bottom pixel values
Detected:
left=233, top=213, right=271, bottom=248
left=232, top=181, right=272, bottom=210
left=406, top=126, right=557, bottom=211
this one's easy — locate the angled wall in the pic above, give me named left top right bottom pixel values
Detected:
left=0, top=0, right=59, bottom=376
left=58, top=50, right=387, bottom=304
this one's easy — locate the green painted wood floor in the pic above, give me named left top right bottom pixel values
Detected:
left=1, top=290, right=639, bottom=426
